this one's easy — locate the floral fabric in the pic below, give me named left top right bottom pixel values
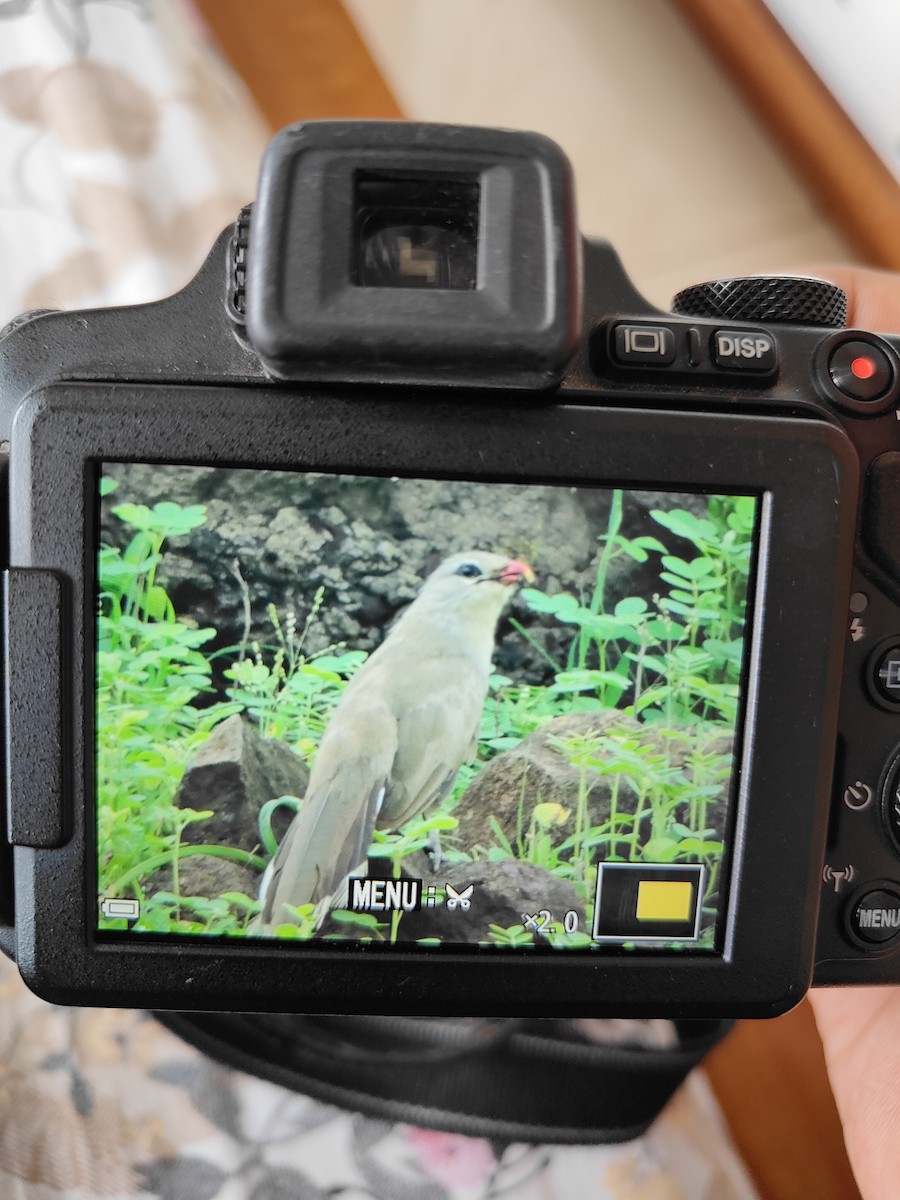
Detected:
left=0, top=2, right=759, bottom=1197
left=0, top=0, right=269, bottom=327
left=0, top=955, right=757, bottom=1200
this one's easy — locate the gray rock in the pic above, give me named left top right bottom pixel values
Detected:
left=452, top=711, right=733, bottom=852
left=99, top=463, right=708, bottom=692
left=175, top=714, right=308, bottom=853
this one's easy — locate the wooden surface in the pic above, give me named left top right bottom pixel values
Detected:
left=183, top=5, right=860, bottom=1196
left=705, top=1001, right=861, bottom=1200
left=193, top=0, right=403, bottom=130
left=677, top=0, right=900, bottom=269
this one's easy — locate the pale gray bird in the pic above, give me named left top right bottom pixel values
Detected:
left=256, top=550, right=534, bottom=934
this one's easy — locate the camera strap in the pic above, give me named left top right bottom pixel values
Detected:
left=157, top=1012, right=732, bottom=1144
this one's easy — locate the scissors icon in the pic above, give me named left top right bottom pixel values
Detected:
left=445, top=883, right=474, bottom=911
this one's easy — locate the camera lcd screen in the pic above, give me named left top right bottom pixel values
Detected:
left=94, top=463, right=758, bottom=956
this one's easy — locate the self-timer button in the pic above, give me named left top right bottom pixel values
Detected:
left=829, top=339, right=893, bottom=402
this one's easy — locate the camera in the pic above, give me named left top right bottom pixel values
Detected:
left=0, top=120, right=894, bottom=1020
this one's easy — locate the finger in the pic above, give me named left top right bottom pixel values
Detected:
left=805, top=265, right=900, bottom=333
left=809, top=986, right=900, bottom=1200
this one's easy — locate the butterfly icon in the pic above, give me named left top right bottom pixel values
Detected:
left=445, top=883, right=474, bottom=912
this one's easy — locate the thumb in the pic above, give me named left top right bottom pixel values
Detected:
left=807, top=265, right=900, bottom=333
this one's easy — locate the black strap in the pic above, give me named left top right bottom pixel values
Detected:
left=157, top=1012, right=732, bottom=1144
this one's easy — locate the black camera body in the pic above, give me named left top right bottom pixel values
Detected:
left=0, top=121, right=897, bottom=1019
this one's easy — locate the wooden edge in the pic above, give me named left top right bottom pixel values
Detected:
left=192, top=0, right=403, bottom=132
left=676, top=0, right=900, bottom=268
left=704, top=1001, right=861, bottom=1200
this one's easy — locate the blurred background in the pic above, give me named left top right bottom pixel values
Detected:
left=3, top=1, right=899, bottom=1197
left=5, top=0, right=900, bottom=329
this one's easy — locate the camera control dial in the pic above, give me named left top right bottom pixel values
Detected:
left=671, top=276, right=847, bottom=328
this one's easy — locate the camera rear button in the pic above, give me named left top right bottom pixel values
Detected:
left=848, top=888, right=900, bottom=945
left=612, top=324, right=676, bottom=366
left=711, top=329, right=777, bottom=372
left=829, top=340, right=893, bottom=402
left=867, top=638, right=900, bottom=711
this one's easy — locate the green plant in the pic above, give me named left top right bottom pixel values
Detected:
left=464, top=492, right=755, bottom=945
left=97, top=487, right=254, bottom=934
left=222, top=595, right=366, bottom=751
left=96, top=481, right=752, bottom=951
left=96, top=483, right=377, bottom=938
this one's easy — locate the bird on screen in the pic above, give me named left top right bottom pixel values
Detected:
left=256, top=550, right=534, bottom=934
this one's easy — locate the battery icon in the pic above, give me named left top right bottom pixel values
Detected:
left=99, top=897, right=140, bottom=921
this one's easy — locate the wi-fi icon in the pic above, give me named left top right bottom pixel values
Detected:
left=822, top=864, right=855, bottom=890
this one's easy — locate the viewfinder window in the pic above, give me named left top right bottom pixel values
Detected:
left=354, top=173, right=480, bottom=290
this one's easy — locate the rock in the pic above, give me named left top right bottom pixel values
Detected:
left=175, top=714, right=308, bottom=853
left=451, top=711, right=733, bottom=853
left=99, top=463, right=708, bottom=695
left=147, top=855, right=259, bottom=904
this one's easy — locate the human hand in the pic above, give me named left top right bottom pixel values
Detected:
left=807, top=263, right=900, bottom=1200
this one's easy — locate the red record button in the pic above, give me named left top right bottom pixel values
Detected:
left=829, top=340, right=893, bottom=401
left=851, top=356, right=876, bottom=380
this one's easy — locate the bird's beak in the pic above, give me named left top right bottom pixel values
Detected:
left=499, top=559, right=535, bottom=586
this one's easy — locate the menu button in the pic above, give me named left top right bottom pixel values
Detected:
left=849, top=887, right=900, bottom=946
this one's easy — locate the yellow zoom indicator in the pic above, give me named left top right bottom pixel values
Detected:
left=636, top=879, right=694, bottom=922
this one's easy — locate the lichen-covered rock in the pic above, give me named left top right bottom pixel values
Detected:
left=100, top=463, right=708, bottom=694
left=451, top=711, right=733, bottom=853
left=175, top=714, right=308, bottom=852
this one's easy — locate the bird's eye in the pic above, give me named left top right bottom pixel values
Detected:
left=455, top=562, right=483, bottom=579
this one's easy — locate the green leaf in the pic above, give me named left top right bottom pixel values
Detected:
left=613, top=596, right=648, bottom=620
left=151, top=502, right=207, bottom=535
left=488, top=815, right=514, bottom=856
left=676, top=839, right=725, bottom=856
left=641, top=837, right=682, bottom=862
left=651, top=509, right=717, bottom=545
left=522, top=590, right=584, bottom=620
left=113, top=502, right=152, bottom=531
left=551, top=669, right=631, bottom=695
left=312, top=650, right=367, bottom=675
left=631, top=535, right=667, bottom=554
left=123, top=533, right=155, bottom=568
left=143, top=585, right=171, bottom=621
left=578, top=614, right=642, bottom=643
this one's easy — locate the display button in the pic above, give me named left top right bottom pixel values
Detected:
left=612, top=324, right=676, bottom=366
left=592, top=863, right=704, bottom=942
left=829, top=339, right=893, bottom=401
left=711, top=329, right=776, bottom=371
left=849, top=888, right=900, bottom=945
